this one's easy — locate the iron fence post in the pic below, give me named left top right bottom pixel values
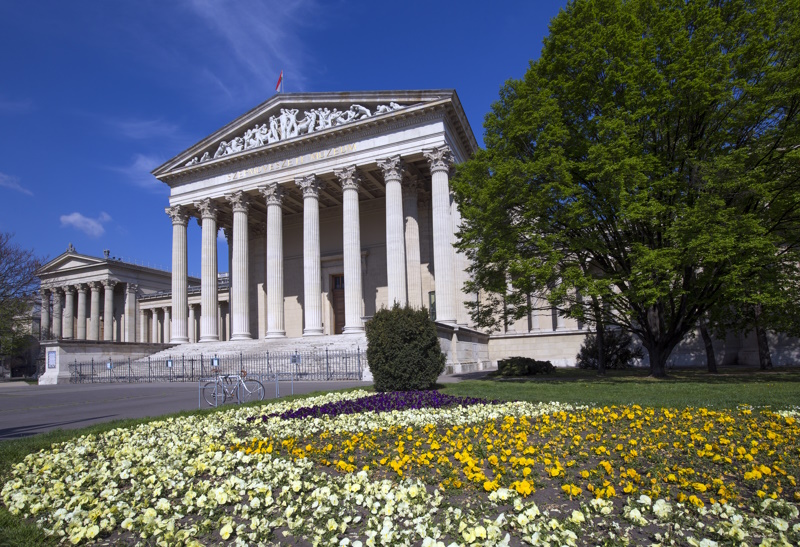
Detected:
left=91, top=358, right=94, bottom=383
left=148, top=357, right=151, bottom=383
left=357, top=347, right=362, bottom=381
left=326, top=348, right=330, bottom=381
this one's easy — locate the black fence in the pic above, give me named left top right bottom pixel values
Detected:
left=68, top=348, right=365, bottom=384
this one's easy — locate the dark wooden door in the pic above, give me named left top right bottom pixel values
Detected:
left=332, top=274, right=345, bottom=334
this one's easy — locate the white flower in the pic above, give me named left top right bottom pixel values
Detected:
left=570, top=510, right=585, bottom=524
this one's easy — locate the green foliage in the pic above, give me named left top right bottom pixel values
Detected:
left=497, top=356, right=555, bottom=376
left=452, top=0, right=800, bottom=377
left=365, top=304, right=445, bottom=391
left=576, top=329, right=644, bottom=370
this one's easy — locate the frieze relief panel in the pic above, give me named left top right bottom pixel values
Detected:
left=184, top=102, right=405, bottom=166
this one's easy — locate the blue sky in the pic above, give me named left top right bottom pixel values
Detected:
left=0, top=0, right=566, bottom=277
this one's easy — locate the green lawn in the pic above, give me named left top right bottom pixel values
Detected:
left=440, top=366, right=800, bottom=409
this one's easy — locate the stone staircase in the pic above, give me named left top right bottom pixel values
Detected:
left=147, top=333, right=369, bottom=360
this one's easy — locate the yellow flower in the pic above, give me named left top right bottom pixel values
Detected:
left=220, top=523, right=233, bottom=540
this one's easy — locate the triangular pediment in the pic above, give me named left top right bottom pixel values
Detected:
left=152, top=89, right=474, bottom=180
left=37, top=251, right=105, bottom=276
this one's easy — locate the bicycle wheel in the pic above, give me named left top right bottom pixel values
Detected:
left=202, top=381, right=226, bottom=406
left=239, top=378, right=265, bottom=403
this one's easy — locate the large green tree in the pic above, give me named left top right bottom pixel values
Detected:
left=0, top=232, right=43, bottom=357
left=452, top=0, right=800, bottom=377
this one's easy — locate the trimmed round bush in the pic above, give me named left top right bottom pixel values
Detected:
left=497, top=356, right=555, bottom=376
left=576, top=329, right=644, bottom=370
left=365, top=304, right=446, bottom=392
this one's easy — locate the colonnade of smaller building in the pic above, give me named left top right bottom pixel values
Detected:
left=39, top=282, right=138, bottom=342
left=166, top=146, right=460, bottom=343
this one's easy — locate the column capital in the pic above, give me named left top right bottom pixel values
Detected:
left=335, top=165, right=361, bottom=192
left=127, top=283, right=138, bottom=294
left=162, top=306, right=170, bottom=312
left=226, top=190, right=251, bottom=213
left=423, top=146, right=454, bottom=174
left=196, top=198, right=219, bottom=220
left=52, top=288, right=63, bottom=301
left=89, top=281, right=101, bottom=291
left=165, top=205, right=190, bottom=226
left=259, top=183, right=284, bottom=206
left=102, top=279, right=117, bottom=290
left=40, top=287, right=51, bottom=297
left=295, top=174, right=322, bottom=197
left=76, top=284, right=88, bottom=294
left=377, top=156, right=406, bottom=182
left=62, top=285, right=75, bottom=295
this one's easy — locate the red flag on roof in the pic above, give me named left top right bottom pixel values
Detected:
left=275, top=71, right=283, bottom=92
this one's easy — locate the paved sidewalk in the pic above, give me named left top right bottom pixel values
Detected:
left=0, top=379, right=372, bottom=440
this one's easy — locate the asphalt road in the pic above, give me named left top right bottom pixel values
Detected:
left=0, top=379, right=373, bottom=440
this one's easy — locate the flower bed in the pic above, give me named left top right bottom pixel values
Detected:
left=2, top=390, right=799, bottom=546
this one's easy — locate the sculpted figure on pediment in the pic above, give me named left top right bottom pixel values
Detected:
left=228, top=136, right=244, bottom=154
left=185, top=157, right=199, bottom=166
left=280, top=108, right=300, bottom=138
left=350, top=104, right=371, bottom=120
left=214, top=141, right=228, bottom=158
left=295, top=110, right=317, bottom=136
left=200, top=152, right=210, bottom=162
left=315, top=108, right=333, bottom=130
left=268, top=115, right=280, bottom=143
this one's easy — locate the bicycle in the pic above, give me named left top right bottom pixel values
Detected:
left=202, top=369, right=265, bottom=406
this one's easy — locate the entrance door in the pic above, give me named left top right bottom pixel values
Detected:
left=332, top=274, right=345, bottom=334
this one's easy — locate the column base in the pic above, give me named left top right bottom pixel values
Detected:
left=265, top=331, right=286, bottom=339
left=303, top=328, right=324, bottom=336
left=171, top=336, right=189, bottom=344
left=342, top=326, right=365, bottom=334
left=199, top=335, right=219, bottom=342
left=230, top=334, right=252, bottom=341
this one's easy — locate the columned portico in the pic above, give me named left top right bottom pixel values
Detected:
left=167, top=205, right=190, bottom=343
left=296, top=175, right=324, bottom=336
left=63, top=286, right=75, bottom=339
left=424, top=146, right=457, bottom=324
left=89, top=282, right=101, bottom=340
left=40, top=289, right=50, bottom=339
left=403, top=177, right=423, bottom=309
left=227, top=191, right=251, bottom=340
left=151, top=309, right=160, bottom=343
left=197, top=198, right=220, bottom=342
left=335, top=165, right=365, bottom=333
left=378, top=156, right=407, bottom=307
left=103, top=280, right=116, bottom=341
left=261, top=184, right=285, bottom=338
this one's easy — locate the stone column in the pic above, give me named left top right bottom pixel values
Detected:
left=188, top=304, right=197, bottom=343
left=63, top=286, right=75, bottom=339
left=76, top=285, right=87, bottom=340
left=52, top=289, right=63, bottom=340
left=295, top=175, right=324, bottom=335
left=196, top=198, right=219, bottom=342
left=125, top=284, right=137, bottom=342
left=89, top=282, right=101, bottom=340
left=227, top=191, right=252, bottom=340
left=377, top=156, right=407, bottom=307
left=163, top=307, right=171, bottom=343
left=39, top=289, right=50, bottom=339
left=424, top=146, right=457, bottom=324
left=166, top=205, right=190, bottom=343
left=103, top=280, right=116, bottom=341
left=151, top=309, right=160, bottom=343
left=140, top=309, right=148, bottom=343
left=260, top=184, right=285, bottom=338
left=403, top=177, right=423, bottom=309
left=335, top=166, right=365, bottom=333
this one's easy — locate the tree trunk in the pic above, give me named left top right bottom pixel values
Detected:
left=699, top=320, right=717, bottom=373
left=592, top=296, right=606, bottom=376
left=753, top=304, right=773, bottom=370
left=645, top=344, right=669, bottom=378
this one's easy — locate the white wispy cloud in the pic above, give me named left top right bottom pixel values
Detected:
left=185, top=0, right=320, bottom=94
left=60, top=212, right=112, bottom=238
left=106, top=153, right=166, bottom=191
left=0, top=95, right=34, bottom=114
left=106, top=117, right=181, bottom=140
left=0, top=172, right=33, bottom=196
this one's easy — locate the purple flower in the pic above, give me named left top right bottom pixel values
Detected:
left=248, top=391, right=500, bottom=422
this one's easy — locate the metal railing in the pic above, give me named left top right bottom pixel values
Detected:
left=67, top=348, right=365, bottom=384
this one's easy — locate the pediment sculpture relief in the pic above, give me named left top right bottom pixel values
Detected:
left=185, top=102, right=404, bottom=166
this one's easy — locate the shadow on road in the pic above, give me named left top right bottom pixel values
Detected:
left=0, top=415, right=119, bottom=440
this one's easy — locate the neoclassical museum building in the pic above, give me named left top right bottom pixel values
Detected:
left=36, top=89, right=784, bottom=383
